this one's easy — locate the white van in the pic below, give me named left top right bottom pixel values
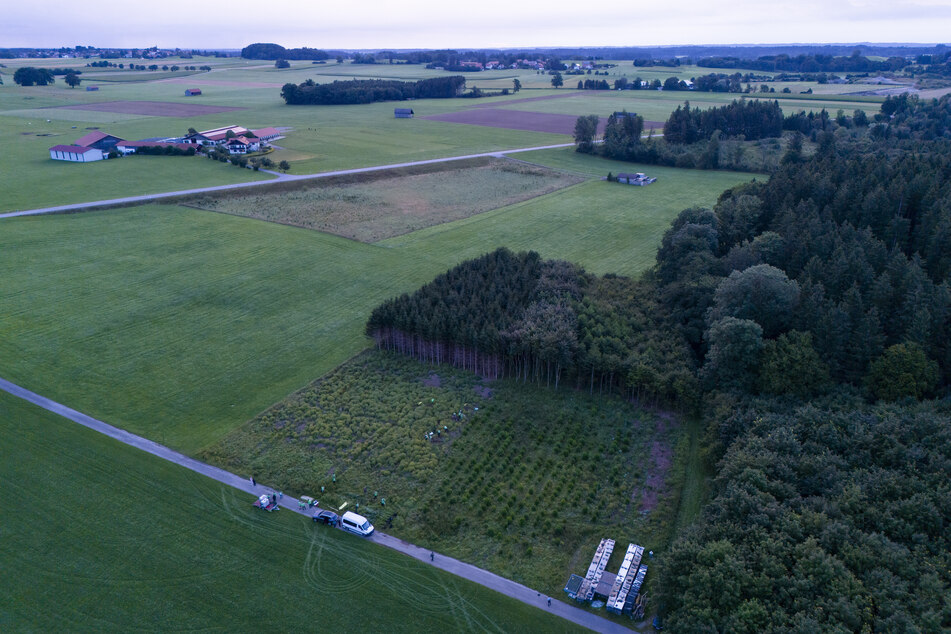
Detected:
left=340, top=511, right=374, bottom=536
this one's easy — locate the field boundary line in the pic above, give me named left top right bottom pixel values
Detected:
left=0, top=376, right=637, bottom=634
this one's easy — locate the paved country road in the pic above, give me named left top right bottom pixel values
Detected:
left=0, top=143, right=575, bottom=219
left=0, top=376, right=639, bottom=634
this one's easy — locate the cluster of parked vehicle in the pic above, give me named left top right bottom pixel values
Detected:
left=313, top=509, right=374, bottom=537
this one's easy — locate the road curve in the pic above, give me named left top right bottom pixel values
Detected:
left=0, top=143, right=575, bottom=219
left=0, top=376, right=638, bottom=634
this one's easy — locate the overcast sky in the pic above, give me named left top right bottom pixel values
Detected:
left=5, top=1, right=949, bottom=50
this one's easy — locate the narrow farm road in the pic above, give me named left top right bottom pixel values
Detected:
left=0, top=376, right=639, bottom=634
left=0, top=143, right=575, bottom=219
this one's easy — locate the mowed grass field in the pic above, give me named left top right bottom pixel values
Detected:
left=0, top=391, right=577, bottom=633
left=0, top=153, right=752, bottom=454
left=186, top=158, right=585, bottom=242
left=0, top=55, right=879, bottom=212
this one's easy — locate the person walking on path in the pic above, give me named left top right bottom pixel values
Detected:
left=547, top=597, right=552, bottom=607
left=430, top=552, right=434, bottom=562
left=250, top=475, right=256, bottom=487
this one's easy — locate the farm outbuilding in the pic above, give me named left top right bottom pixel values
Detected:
left=184, top=88, right=202, bottom=96
left=394, top=108, right=414, bottom=118
left=252, top=127, right=282, bottom=142
left=73, top=131, right=124, bottom=152
left=49, top=145, right=104, bottom=162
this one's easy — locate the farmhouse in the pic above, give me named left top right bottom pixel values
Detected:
left=49, top=145, right=104, bottom=162
left=73, top=131, right=124, bottom=151
left=182, top=125, right=277, bottom=153
left=184, top=88, right=202, bottom=96
left=223, top=136, right=260, bottom=154
left=394, top=108, right=414, bottom=118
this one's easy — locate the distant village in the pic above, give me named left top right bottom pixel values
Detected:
left=49, top=125, right=283, bottom=163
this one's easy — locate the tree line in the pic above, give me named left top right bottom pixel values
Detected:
left=365, top=248, right=696, bottom=404
left=280, top=76, right=466, bottom=105
left=663, top=100, right=784, bottom=143
left=241, top=42, right=329, bottom=60
left=698, top=52, right=909, bottom=73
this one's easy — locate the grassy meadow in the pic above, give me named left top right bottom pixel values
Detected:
left=186, top=158, right=584, bottom=242
left=0, top=157, right=751, bottom=453
left=0, top=390, right=578, bottom=633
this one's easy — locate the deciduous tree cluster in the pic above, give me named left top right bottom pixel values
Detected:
left=280, top=76, right=466, bottom=105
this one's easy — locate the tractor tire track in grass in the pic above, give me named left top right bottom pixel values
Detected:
left=0, top=376, right=633, bottom=634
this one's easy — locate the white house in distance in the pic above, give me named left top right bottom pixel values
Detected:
left=49, top=145, right=104, bottom=162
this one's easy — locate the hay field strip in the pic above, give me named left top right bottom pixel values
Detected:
left=185, top=158, right=585, bottom=242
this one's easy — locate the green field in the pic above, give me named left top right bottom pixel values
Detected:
left=0, top=390, right=577, bottom=632
left=0, top=55, right=879, bottom=212
left=0, top=156, right=752, bottom=453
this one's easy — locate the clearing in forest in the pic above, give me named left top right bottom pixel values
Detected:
left=200, top=351, right=685, bottom=599
left=185, top=158, right=584, bottom=242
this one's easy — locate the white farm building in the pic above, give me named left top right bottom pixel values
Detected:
left=49, top=145, right=105, bottom=162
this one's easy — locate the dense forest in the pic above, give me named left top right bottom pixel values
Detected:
left=698, top=53, right=909, bottom=73
left=241, top=42, right=329, bottom=60
left=280, top=76, right=466, bottom=105
left=366, top=249, right=696, bottom=403
left=368, top=93, right=951, bottom=630
left=574, top=100, right=790, bottom=171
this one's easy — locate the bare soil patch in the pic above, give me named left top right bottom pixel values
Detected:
left=49, top=100, right=245, bottom=117
left=467, top=92, right=587, bottom=109
left=185, top=157, right=584, bottom=242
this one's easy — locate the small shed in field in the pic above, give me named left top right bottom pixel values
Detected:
left=394, top=108, right=414, bottom=118
left=185, top=88, right=202, bottom=96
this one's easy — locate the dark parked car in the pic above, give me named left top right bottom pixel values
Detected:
left=313, top=510, right=339, bottom=526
